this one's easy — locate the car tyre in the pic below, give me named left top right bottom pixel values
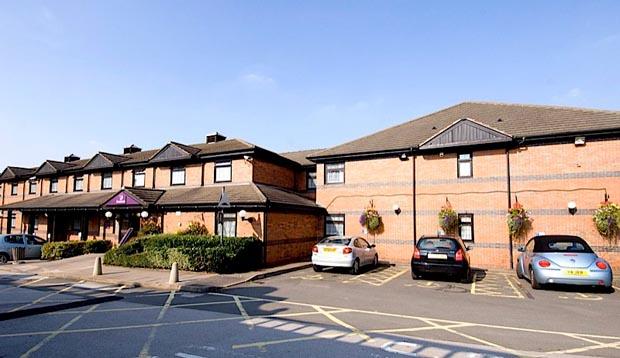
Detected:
left=373, top=255, right=379, bottom=267
left=411, top=270, right=420, bottom=280
left=350, top=259, right=360, bottom=275
left=0, top=253, right=9, bottom=264
left=461, top=268, right=473, bottom=283
left=312, top=265, right=322, bottom=272
left=516, top=261, right=524, bottom=279
left=529, top=267, right=541, bottom=289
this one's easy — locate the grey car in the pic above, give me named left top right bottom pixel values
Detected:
left=312, top=236, right=378, bottom=274
left=0, top=234, right=47, bottom=263
left=516, top=235, right=613, bottom=290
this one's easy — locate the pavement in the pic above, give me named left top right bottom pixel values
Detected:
left=0, top=263, right=619, bottom=357
left=0, top=254, right=311, bottom=292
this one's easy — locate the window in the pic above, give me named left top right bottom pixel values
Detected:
left=101, top=172, right=113, bottom=190
left=171, top=167, right=186, bottom=186
left=457, top=153, right=472, bottom=178
left=307, top=171, right=317, bottom=190
left=458, top=214, right=474, bottom=241
left=11, top=183, right=18, bottom=196
left=216, top=212, right=237, bottom=238
left=10, top=212, right=16, bottom=229
left=215, top=161, right=232, bottom=183
left=50, top=178, right=58, bottom=193
left=325, top=163, right=345, bottom=184
left=133, top=170, right=146, bottom=187
left=325, top=214, right=345, bottom=236
left=72, top=218, right=81, bottom=231
left=4, top=235, right=23, bottom=244
left=28, top=180, right=37, bottom=194
left=26, top=235, right=46, bottom=245
left=73, top=176, right=84, bottom=192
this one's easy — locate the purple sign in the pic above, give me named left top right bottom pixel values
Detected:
left=105, top=192, right=141, bottom=207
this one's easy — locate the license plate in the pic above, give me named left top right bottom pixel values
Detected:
left=428, top=253, right=448, bottom=260
left=564, top=269, right=588, bottom=277
left=323, top=248, right=336, bottom=253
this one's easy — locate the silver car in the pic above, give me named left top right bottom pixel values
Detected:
left=312, top=236, right=378, bottom=274
left=516, top=235, right=613, bottom=290
left=0, top=234, right=47, bottom=263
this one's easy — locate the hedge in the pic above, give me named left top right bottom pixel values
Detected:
left=42, top=240, right=113, bottom=260
left=103, top=234, right=262, bottom=273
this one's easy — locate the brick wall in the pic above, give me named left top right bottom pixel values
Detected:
left=252, top=159, right=296, bottom=189
left=265, top=211, right=323, bottom=265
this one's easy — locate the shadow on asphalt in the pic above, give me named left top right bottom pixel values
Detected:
left=315, top=263, right=392, bottom=275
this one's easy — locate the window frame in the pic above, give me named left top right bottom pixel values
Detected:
left=28, top=180, right=37, bottom=195
left=132, top=169, right=146, bottom=188
left=214, top=161, right=233, bottom=183
left=458, top=213, right=474, bottom=242
left=73, top=175, right=84, bottom=192
left=324, top=162, right=345, bottom=185
left=11, top=183, right=18, bottom=196
left=457, top=153, right=473, bottom=178
left=306, top=170, right=317, bottom=190
left=170, top=167, right=186, bottom=186
left=10, top=212, right=17, bottom=229
left=50, top=178, right=59, bottom=193
left=325, top=214, right=345, bottom=236
left=101, top=172, right=113, bottom=190
left=215, top=212, right=237, bottom=238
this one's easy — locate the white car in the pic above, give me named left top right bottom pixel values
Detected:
left=312, top=236, right=378, bottom=274
left=0, top=234, right=46, bottom=263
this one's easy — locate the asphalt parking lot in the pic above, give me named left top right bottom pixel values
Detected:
left=0, top=266, right=618, bottom=358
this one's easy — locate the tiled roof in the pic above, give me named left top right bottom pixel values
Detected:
left=155, top=184, right=264, bottom=206
left=0, top=166, right=37, bottom=181
left=280, top=149, right=323, bottom=167
left=1, top=191, right=117, bottom=210
left=125, top=188, right=165, bottom=205
left=255, top=184, right=322, bottom=208
left=311, top=102, right=620, bottom=158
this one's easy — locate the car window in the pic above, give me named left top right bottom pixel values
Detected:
left=319, top=237, right=351, bottom=245
left=26, top=236, right=46, bottom=245
left=525, top=240, right=534, bottom=253
left=353, top=239, right=363, bottom=248
left=418, top=238, right=457, bottom=250
left=358, top=238, right=370, bottom=247
left=5, top=235, right=24, bottom=244
left=534, top=236, right=593, bottom=253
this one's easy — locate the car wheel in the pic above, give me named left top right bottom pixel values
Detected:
left=350, top=259, right=360, bottom=275
left=373, top=255, right=379, bottom=267
left=0, top=253, right=8, bottom=264
left=516, top=261, right=524, bottom=279
left=529, top=267, right=540, bottom=289
left=411, top=270, right=420, bottom=280
left=312, top=265, right=322, bottom=272
left=462, top=268, right=472, bottom=283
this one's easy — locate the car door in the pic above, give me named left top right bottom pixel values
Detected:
left=352, top=238, right=366, bottom=265
left=523, top=239, right=535, bottom=277
left=25, top=235, right=44, bottom=258
left=5, top=235, right=25, bottom=259
left=358, top=238, right=373, bottom=265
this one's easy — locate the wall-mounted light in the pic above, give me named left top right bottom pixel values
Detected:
left=239, top=209, right=254, bottom=222
left=140, top=211, right=149, bottom=219
left=393, top=204, right=401, bottom=215
left=105, top=211, right=113, bottom=219
left=399, top=153, right=408, bottom=161
left=243, top=155, right=253, bottom=162
left=175, top=211, right=182, bottom=216
left=574, top=136, right=586, bottom=146
left=567, top=201, right=577, bottom=215
left=439, top=152, right=444, bottom=157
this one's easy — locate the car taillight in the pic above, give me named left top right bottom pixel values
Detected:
left=538, top=260, right=551, bottom=268
left=596, top=261, right=608, bottom=270
left=455, top=249, right=463, bottom=262
left=312, top=245, right=318, bottom=253
left=343, top=247, right=353, bottom=255
left=413, top=248, right=420, bottom=260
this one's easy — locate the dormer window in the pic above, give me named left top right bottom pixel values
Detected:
left=171, top=167, right=186, bottom=186
left=28, top=180, right=37, bottom=194
left=50, top=178, right=58, bottom=193
left=101, top=172, right=113, bottom=190
left=215, top=161, right=232, bottom=183
left=133, top=170, right=146, bottom=188
left=73, top=176, right=84, bottom=192
left=11, top=183, right=18, bottom=196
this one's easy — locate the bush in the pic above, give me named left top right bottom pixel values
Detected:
left=42, top=240, right=113, bottom=260
left=137, top=220, right=162, bottom=237
left=103, top=234, right=262, bottom=273
left=178, top=221, right=209, bottom=236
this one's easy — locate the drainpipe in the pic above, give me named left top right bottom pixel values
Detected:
left=263, top=200, right=270, bottom=266
left=412, top=150, right=417, bottom=247
left=506, top=149, right=513, bottom=269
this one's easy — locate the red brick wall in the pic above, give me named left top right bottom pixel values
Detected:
left=265, top=211, right=324, bottom=265
left=252, top=159, right=296, bottom=189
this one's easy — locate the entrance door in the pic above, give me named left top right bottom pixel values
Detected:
left=27, top=215, right=35, bottom=235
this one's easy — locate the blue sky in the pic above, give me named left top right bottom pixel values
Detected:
left=1, top=1, right=619, bottom=168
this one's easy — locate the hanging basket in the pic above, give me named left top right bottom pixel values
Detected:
left=593, top=201, right=620, bottom=244
left=359, top=200, right=384, bottom=235
left=507, top=199, right=532, bottom=241
left=438, top=199, right=458, bottom=234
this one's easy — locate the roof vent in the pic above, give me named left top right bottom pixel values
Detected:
left=124, top=144, right=142, bottom=154
left=432, top=126, right=437, bottom=130
left=64, top=154, right=80, bottom=163
left=206, top=132, right=227, bottom=144
left=497, top=118, right=503, bottom=122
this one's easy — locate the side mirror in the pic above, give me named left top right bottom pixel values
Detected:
left=466, top=246, right=472, bottom=251
left=517, top=246, right=525, bottom=252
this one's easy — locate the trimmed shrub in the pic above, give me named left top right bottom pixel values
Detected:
left=42, top=240, right=113, bottom=260
left=103, top=234, right=262, bottom=273
left=137, top=220, right=162, bottom=237
left=178, top=221, right=209, bottom=236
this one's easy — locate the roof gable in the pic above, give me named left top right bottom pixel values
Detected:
left=82, top=152, right=128, bottom=171
left=149, top=142, right=199, bottom=163
left=420, top=118, right=512, bottom=150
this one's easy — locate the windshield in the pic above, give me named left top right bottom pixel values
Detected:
left=534, top=236, right=593, bottom=253
left=319, top=237, right=351, bottom=245
left=418, top=238, right=458, bottom=250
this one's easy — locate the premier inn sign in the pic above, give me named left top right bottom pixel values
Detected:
left=104, top=191, right=142, bottom=207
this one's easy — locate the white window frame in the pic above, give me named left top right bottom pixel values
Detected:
left=101, top=172, right=113, bottom=190
left=133, top=170, right=146, bottom=187
left=325, top=163, right=345, bottom=184
left=171, top=167, right=186, bottom=186
left=215, top=161, right=232, bottom=183
left=73, top=176, right=84, bottom=192
left=325, top=214, right=345, bottom=236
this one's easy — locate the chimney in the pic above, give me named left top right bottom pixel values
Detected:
left=124, top=144, right=142, bottom=154
left=64, top=154, right=80, bottom=163
left=206, top=132, right=227, bottom=144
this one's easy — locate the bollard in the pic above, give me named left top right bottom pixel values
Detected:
left=93, top=256, right=103, bottom=276
left=169, top=262, right=179, bottom=284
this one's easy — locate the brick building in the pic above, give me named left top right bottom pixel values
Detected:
left=309, top=102, right=620, bottom=269
left=0, top=134, right=324, bottom=265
